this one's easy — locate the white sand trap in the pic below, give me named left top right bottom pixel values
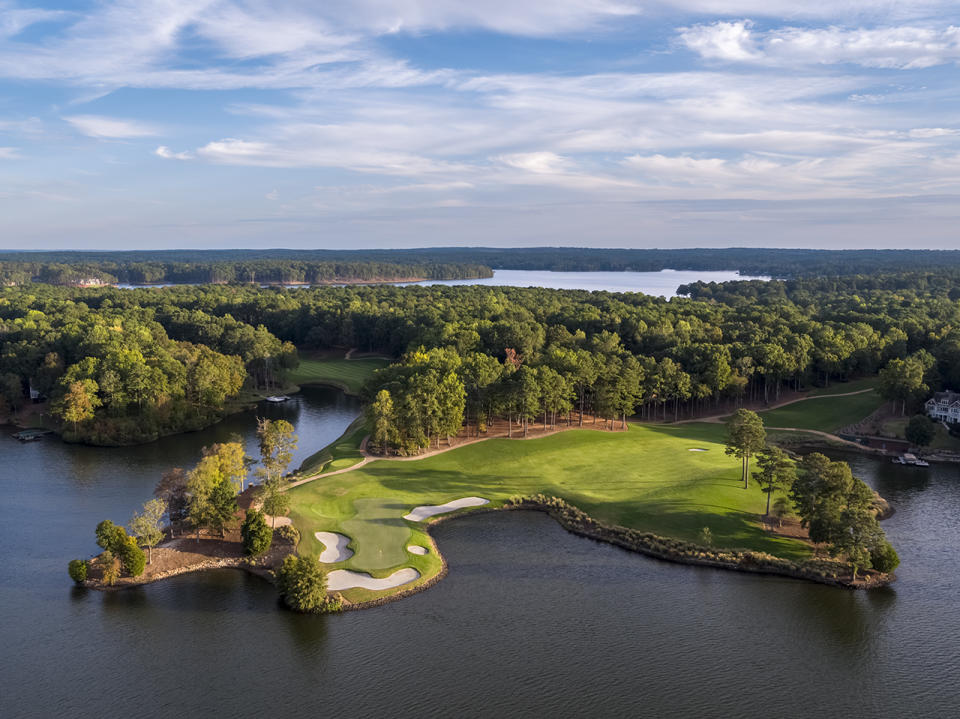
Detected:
left=403, top=496, right=489, bottom=522
left=407, top=545, right=429, bottom=555
left=326, top=568, right=420, bottom=591
left=314, top=532, right=354, bottom=563
left=688, top=448, right=709, bottom=452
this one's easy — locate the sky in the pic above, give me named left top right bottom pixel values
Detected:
left=1, top=1, right=960, bottom=250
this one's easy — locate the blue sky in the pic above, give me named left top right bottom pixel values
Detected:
left=1, top=1, right=960, bottom=249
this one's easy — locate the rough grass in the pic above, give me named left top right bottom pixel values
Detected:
left=288, top=422, right=810, bottom=602
left=289, top=355, right=389, bottom=395
left=881, top=417, right=960, bottom=451
left=808, top=376, right=878, bottom=397
left=757, top=388, right=883, bottom=432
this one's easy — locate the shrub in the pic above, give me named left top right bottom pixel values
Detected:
left=68, top=559, right=88, bottom=583
left=119, top=537, right=146, bottom=577
left=100, top=550, right=119, bottom=586
left=241, top=509, right=273, bottom=556
left=274, top=555, right=340, bottom=614
left=276, top=524, right=300, bottom=545
left=870, top=540, right=901, bottom=574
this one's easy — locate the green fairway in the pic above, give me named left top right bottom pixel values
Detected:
left=757, top=388, right=883, bottom=432
left=289, top=354, right=389, bottom=395
left=808, top=376, right=878, bottom=396
left=298, top=417, right=367, bottom=476
left=288, top=422, right=810, bottom=602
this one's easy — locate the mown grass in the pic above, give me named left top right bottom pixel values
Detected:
left=288, top=422, right=810, bottom=602
left=757, top=388, right=883, bottom=432
left=881, top=416, right=960, bottom=451
left=288, top=355, right=389, bottom=395
left=298, top=418, right=368, bottom=476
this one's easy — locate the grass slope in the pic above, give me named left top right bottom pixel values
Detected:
left=298, top=418, right=367, bottom=476
left=757, top=387, right=883, bottom=432
left=289, top=355, right=389, bottom=395
left=288, top=422, right=810, bottom=602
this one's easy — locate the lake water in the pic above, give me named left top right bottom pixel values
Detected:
left=1, top=391, right=957, bottom=717
left=117, top=269, right=766, bottom=297
left=413, top=269, right=767, bottom=296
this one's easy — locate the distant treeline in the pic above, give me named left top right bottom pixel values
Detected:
left=0, top=257, right=492, bottom=286
left=4, top=247, right=960, bottom=280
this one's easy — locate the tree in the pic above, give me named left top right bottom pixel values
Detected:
left=55, top=380, right=101, bottom=432
left=100, top=550, right=119, bottom=586
left=95, top=519, right=127, bottom=554
left=878, top=356, right=927, bottom=416
left=68, top=559, right=88, bottom=583
left=274, top=554, right=341, bottom=614
left=725, top=409, right=766, bottom=489
left=154, top=468, right=189, bottom=537
left=119, top=536, right=146, bottom=577
left=128, top=498, right=165, bottom=563
left=241, top=509, right=273, bottom=556
left=368, top=389, right=396, bottom=454
left=870, top=540, right=900, bottom=574
left=261, top=479, right=291, bottom=528
left=187, top=453, right=220, bottom=541
left=256, top=418, right=297, bottom=484
left=771, top=496, right=793, bottom=527
left=208, top=478, right=238, bottom=537
left=752, top=446, right=797, bottom=515
left=905, top=414, right=936, bottom=448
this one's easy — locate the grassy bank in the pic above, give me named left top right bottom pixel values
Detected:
left=289, top=354, right=389, bottom=395
left=757, top=382, right=883, bottom=432
left=298, top=417, right=368, bottom=476
left=288, top=422, right=810, bottom=603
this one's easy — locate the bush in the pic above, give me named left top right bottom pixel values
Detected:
left=119, top=537, right=146, bottom=577
left=68, top=558, right=88, bottom=583
left=276, top=524, right=300, bottom=545
left=242, top=509, right=273, bottom=556
left=870, top=540, right=901, bottom=574
left=274, top=555, right=340, bottom=614
left=100, top=550, right=119, bottom=586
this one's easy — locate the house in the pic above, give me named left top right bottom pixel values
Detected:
left=924, top=391, right=960, bottom=423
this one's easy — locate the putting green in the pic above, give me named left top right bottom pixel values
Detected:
left=341, top=498, right=412, bottom=570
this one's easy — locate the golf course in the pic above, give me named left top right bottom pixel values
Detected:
left=288, top=421, right=816, bottom=604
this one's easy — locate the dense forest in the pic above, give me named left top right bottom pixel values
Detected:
left=7, top=247, right=960, bottom=281
left=0, top=257, right=492, bottom=287
left=4, top=269, right=959, bottom=450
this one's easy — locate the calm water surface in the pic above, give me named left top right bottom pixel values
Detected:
left=1, top=390, right=958, bottom=718
left=119, top=269, right=767, bottom=297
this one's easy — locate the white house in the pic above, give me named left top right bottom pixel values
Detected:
left=925, top=391, right=960, bottom=423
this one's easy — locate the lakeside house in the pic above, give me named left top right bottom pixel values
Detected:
left=924, top=391, right=960, bottom=423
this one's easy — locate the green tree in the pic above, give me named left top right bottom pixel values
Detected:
left=368, top=389, right=396, bottom=454
left=241, top=509, right=273, bottom=556
left=275, top=554, right=341, bottom=614
left=55, top=379, right=101, bottom=432
left=100, top=550, right=119, bottom=586
left=771, top=496, right=793, bottom=527
left=261, top=479, right=291, bottom=528
left=154, top=467, right=189, bottom=537
left=68, top=559, right=88, bottom=583
left=256, top=418, right=298, bottom=483
left=119, top=536, right=147, bottom=577
left=878, top=356, right=927, bottom=416
left=753, top=445, right=797, bottom=515
left=128, top=498, right=165, bottom=563
left=905, top=414, right=936, bottom=448
left=208, top=478, right=238, bottom=537
left=870, top=540, right=901, bottom=574
left=95, top=519, right=127, bottom=554
left=725, top=409, right=767, bottom=489
left=186, top=453, right=221, bottom=541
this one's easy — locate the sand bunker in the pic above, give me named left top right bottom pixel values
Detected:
left=407, top=545, right=429, bottom=555
left=326, top=568, right=420, bottom=591
left=403, top=497, right=489, bottom=522
left=314, top=532, right=354, bottom=563
left=688, top=448, right=709, bottom=452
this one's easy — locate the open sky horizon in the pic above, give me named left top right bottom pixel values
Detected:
left=2, top=1, right=959, bottom=250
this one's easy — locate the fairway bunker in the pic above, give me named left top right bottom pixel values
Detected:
left=314, top=531, right=354, bottom=563
left=407, top=545, right=429, bottom=555
left=688, top=448, right=709, bottom=452
left=403, top=497, right=489, bottom=522
left=327, top=568, right=420, bottom=591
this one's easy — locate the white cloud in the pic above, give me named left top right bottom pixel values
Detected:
left=0, top=147, right=20, bottom=159
left=681, top=21, right=960, bottom=69
left=65, top=115, right=158, bottom=138
left=155, top=145, right=193, bottom=160
left=496, top=152, right=573, bottom=174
